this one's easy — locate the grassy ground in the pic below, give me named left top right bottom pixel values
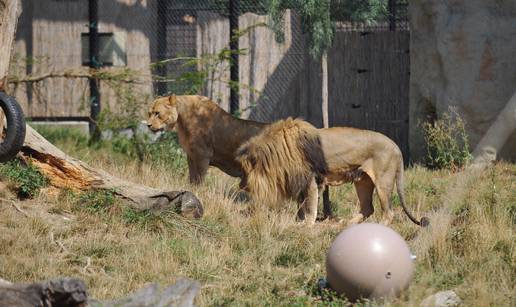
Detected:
left=0, top=128, right=514, bottom=306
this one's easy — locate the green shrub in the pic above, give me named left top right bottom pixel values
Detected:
left=0, top=159, right=48, bottom=198
left=35, top=126, right=89, bottom=148
left=76, top=189, right=116, bottom=213
left=144, top=132, right=187, bottom=171
left=422, top=109, right=472, bottom=170
left=122, top=207, right=153, bottom=225
left=109, top=131, right=187, bottom=173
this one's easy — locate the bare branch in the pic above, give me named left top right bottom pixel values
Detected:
left=7, top=69, right=150, bottom=84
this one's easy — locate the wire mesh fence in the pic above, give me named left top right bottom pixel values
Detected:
left=152, top=0, right=408, bottom=97
left=10, top=0, right=409, bottom=135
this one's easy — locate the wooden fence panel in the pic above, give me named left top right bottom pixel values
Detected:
left=328, top=31, right=410, bottom=161
left=11, top=0, right=155, bottom=118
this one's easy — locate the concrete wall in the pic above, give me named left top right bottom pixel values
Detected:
left=409, top=0, right=516, bottom=161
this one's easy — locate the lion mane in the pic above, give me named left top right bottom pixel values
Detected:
left=237, top=118, right=327, bottom=205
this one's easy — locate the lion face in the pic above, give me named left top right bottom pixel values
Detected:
left=236, top=119, right=327, bottom=205
left=147, top=95, right=179, bottom=132
left=236, top=146, right=257, bottom=191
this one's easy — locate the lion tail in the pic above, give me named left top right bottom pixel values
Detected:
left=396, top=158, right=429, bottom=227
left=237, top=118, right=327, bottom=205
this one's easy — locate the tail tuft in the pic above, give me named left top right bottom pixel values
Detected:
left=419, top=216, right=430, bottom=227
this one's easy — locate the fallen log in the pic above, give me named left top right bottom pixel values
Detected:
left=19, top=125, right=203, bottom=218
left=0, top=277, right=200, bottom=307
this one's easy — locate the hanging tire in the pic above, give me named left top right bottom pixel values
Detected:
left=0, top=91, right=26, bottom=162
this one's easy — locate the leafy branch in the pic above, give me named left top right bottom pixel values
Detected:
left=267, top=0, right=388, bottom=58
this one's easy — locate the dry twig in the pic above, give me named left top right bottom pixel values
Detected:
left=0, top=197, right=28, bottom=217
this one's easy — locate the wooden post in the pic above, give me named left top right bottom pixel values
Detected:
left=321, top=52, right=331, bottom=218
left=322, top=53, right=329, bottom=129
left=0, top=0, right=22, bottom=86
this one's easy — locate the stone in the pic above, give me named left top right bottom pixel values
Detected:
left=89, top=278, right=201, bottom=307
left=0, top=277, right=88, bottom=307
left=420, top=290, right=462, bottom=307
left=0, top=277, right=200, bottom=307
left=409, top=0, right=516, bottom=162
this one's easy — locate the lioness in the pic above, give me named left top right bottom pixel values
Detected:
left=147, top=95, right=266, bottom=184
left=237, top=118, right=428, bottom=227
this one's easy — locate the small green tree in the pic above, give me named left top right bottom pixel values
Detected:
left=267, top=0, right=388, bottom=58
left=267, top=0, right=390, bottom=127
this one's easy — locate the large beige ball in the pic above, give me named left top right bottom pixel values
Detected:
left=326, top=223, right=415, bottom=302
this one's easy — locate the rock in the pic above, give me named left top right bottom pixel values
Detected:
left=420, top=290, right=462, bottom=307
left=150, top=191, right=204, bottom=219
left=0, top=277, right=201, bottom=307
left=0, top=278, right=11, bottom=286
left=89, top=278, right=201, bottom=307
left=409, top=0, right=516, bottom=162
left=0, top=277, right=88, bottom=307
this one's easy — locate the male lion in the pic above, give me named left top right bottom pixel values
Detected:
left=237, top=118, right=428, bottom=227
left=147, top=95, right=266, bottom=184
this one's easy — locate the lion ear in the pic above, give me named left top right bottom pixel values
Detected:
left=249, top=155, right=257, bottom=168
left=168, top=94, right=177, bottom=106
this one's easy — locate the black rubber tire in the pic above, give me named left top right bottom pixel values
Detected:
left=0, top=91, right=26, bottom=163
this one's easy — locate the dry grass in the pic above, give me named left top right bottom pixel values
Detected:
left=0, top=137, right=514, bottom=306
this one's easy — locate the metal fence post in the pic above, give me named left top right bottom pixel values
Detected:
left=88, top=0, right=101, bottom=139
left=229, top=0, right=239, bottom=115
left=388, top=0, right=396, bottom=31
left=156, top=0, right=167, bottom=96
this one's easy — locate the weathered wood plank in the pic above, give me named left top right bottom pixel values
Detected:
left=0, top=0, right=21, bottom=83
left=10, top=0, right=154, bottom=118
left=328, top=30, right=410, bottom=161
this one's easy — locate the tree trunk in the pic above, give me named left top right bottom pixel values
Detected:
left=20, top=125, right=203, bottom=218
left=321, top=52, right=329, bottom=128
left=0, top=0, right=21, bottom=88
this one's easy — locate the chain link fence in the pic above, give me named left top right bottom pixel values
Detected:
left=11, top=0, right=408, bottom=124
left=147, top=0, right=408, bottom=120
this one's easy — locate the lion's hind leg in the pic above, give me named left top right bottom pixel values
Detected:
left=376, top=182, right=395, bottom=225
left=348, top=174, right=375, bottom=225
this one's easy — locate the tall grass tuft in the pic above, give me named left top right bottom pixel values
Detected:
left=422, top=108, right=472, bottom=170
